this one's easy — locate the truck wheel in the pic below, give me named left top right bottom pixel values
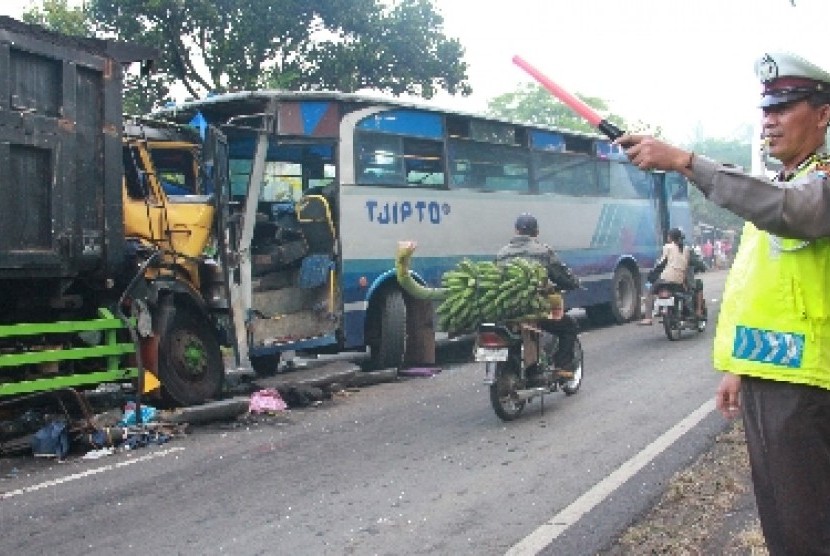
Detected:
left=368, top=289, right=406, bottom=370
left=610, top=266, right=639, bottom=323
left=156, top=301, right=224, bottom=406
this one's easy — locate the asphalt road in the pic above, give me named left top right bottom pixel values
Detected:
left=0, top=271, right=731, bottom=556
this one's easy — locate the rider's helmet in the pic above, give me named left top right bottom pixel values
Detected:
left=515, top=213, right=539, bottom=236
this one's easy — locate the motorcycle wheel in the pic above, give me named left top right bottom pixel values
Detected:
left=489, top=362, right=525, bottom=421
left=561, top=337, right=584, bottom=395
left=663, top=308, right=682, bottom=341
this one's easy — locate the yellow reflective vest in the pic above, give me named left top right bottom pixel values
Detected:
left=713, top=156, right=830, bottom=390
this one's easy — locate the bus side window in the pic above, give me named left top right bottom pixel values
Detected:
left=404, top=138, right=445, bottom=187
left=609, top=161, right=652, bottom=199
left=449, top=139, right=528, bottom=192
left=535, top=151, right=598, bottom=196
left=356, top=132, right=405, bottom=186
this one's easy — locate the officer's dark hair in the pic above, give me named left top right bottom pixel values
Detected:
left=515, top=213, right=538, bottom=236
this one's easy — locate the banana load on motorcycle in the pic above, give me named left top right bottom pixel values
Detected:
left=395, top=212, right=585, bottom=421
left=395, top=243, right=554, bottom=334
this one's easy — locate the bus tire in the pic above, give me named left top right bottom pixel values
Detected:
left=156, top=299, right=224, bottom=406
left=610, top=266, right=640, bottom=324
left=368, top=289, right=406, bottom=370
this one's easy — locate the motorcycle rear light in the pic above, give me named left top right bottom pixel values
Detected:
left=477, top=331, right=509, bottom=348
left=658, top=290, right=672, bottom=298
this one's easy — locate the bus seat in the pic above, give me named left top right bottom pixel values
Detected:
left=299, top=253, right=333, bottom=289
left=296, top=194, right=335, bottom=255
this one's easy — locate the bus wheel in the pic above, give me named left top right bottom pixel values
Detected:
left=369, top=289, right=406, bottom=370
left=156, top=300, right=224, bottom=406
left=610, top=266, right=640, bottom=324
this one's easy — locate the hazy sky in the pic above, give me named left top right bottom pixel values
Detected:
left=3, top=0, right=828, bottom=143
left=430, top=0, right=830, bottom=142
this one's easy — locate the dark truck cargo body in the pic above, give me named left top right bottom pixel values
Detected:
left=0, top=17, right=153, bottom=315
left=0, top=18, right=166, bottom=405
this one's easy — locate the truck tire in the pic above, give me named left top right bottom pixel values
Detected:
left=368, top=289, right=406, bottom=370
left=156, top=301, right=224, bottom=406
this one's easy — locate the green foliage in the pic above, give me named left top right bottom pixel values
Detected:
left=684, top=136, right=751, bottom=232
left=21, top=0, right=92, bottom=36
left=485, top=83, right=651, bottom=135
left=88, top=0, right=470, bottom=111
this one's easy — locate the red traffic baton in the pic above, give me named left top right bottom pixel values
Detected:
left=512, top=55, right=625, bottom=140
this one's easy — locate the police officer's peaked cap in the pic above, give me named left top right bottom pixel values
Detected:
left=755, top=52, right=830, bottom=108
left=515, top=213, right=538, bottom=235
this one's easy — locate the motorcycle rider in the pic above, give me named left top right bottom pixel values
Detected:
left=496, top=213, right=581, bottom=381
left=639, top=227, right=690, bottom=325
left=685, top=234, right=708, bottom=319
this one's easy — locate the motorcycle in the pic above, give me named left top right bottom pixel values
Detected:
left=474, top=320, right=583, bottom=421
left=652, top=282, right=708, bottom=341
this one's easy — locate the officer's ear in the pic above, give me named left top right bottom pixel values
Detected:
left=818, top=102, right=830, bottom=129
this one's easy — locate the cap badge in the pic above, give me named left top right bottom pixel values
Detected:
left=758, top=54, right=779, bottom=83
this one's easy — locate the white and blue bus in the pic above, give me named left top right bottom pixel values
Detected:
left=156, top=91, right=691, bottom=371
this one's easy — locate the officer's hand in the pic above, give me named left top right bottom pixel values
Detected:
left=715, top=373, right=742, bottom=419
left=614, top=134, right=693, bottom=174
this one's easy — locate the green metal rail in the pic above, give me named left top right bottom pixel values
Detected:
left=0, top=308, right=138, bottom=397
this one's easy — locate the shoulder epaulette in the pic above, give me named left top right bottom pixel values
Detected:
left=814, top=153, right=830, bottom=173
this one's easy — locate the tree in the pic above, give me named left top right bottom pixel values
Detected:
left=485, top=83, right=650, bottom=135
left=22, top=0, right=162, bottom=114
left=21, top=0, right=92, bottom=36
left=683, top=136, right=751, bottom=232
left=88, top=0, right=471, bottom=113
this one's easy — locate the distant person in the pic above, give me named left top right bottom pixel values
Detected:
left=722, top=238, right=733, bottom=267
left=639, top=227, right=689, bottom=325
left=701, top=239, right=714, bottom=268
left=615, top=51, right=830, bottom=556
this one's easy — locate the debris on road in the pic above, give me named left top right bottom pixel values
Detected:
left=398, top=367, right=442, bottom=378
left=248, top=389, right=288, bottom=414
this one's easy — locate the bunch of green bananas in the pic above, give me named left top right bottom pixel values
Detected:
left=436, top=258, right=553, bottom=334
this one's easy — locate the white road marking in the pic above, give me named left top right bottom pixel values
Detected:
left=506, top=399, right=716, bottom=556
left=0, top=446, right=185, bottom=500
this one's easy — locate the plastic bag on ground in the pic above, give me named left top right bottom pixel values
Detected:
left=249, top=389, right=288, bottom=413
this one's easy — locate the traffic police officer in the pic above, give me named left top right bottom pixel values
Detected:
left=616, top=52, right=830, bottom=555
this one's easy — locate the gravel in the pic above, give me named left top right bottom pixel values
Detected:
left=600, top=420, right=769, bottom=555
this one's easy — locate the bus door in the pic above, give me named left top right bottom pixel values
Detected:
left=221, top=121, right=340, bottom=369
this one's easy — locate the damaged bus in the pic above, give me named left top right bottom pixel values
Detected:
left=153, top=92, right=690, bottom=372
